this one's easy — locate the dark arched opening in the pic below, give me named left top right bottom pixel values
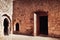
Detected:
left=16, top=23, right=19, bottom=31
left=3, top=18, right=9, bottom=35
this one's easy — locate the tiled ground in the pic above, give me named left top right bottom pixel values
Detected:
left=0, top=34, right=60, bottom=40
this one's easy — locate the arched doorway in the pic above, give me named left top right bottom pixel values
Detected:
left=16, top=23, right=19, bottom=31
left=3, top=18, right=9, bottom=35
left=2, top=14, right=11, bottom=35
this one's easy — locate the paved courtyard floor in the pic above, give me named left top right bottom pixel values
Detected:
left=0, top=34, right=60, bottom=40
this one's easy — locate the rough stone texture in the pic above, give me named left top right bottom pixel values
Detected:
left=0, top=0, right=13, bottom=36
left=13, top=0, right=60, bottom=37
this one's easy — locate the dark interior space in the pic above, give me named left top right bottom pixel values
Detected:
left=39, top=16, right=48, bottom=35
left=3, top=18, right=9, bottom=35
left=16, top=23, right=19, bottom=31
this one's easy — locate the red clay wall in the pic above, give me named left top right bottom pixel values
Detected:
left=12, top=0, right=60, bottom=37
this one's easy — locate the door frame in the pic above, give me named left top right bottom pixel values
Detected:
left=2, top=14, right=11, bottom=35
left=34, top=11, right=48, bottom=36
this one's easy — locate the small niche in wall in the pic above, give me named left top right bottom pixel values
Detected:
left=16, top=23, right=19, bottom=31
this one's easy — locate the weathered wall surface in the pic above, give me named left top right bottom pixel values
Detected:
left=13, top=0, right=60, bottom=37
left=0, top=0, right=13, bottom=36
